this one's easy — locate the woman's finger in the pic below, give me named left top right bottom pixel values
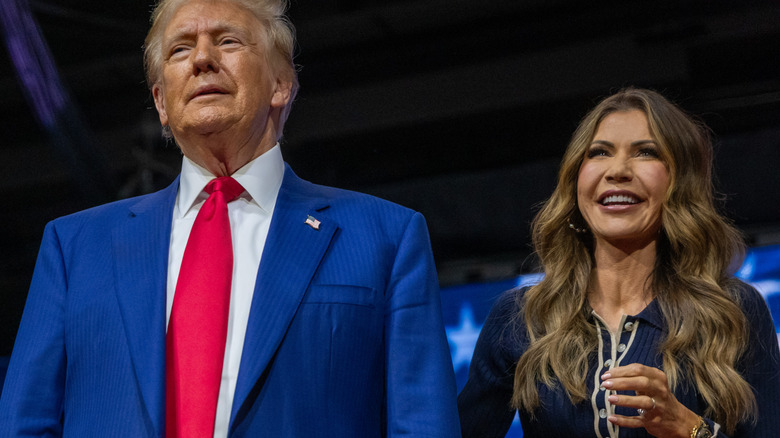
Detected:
left=601, top=375, right=656, bottom=393
left=607, top=414, right=645, bottom=429
left=608, top=394, right=657, bottom=413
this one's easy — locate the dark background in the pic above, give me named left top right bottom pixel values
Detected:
left=2, top=0, right=780, bottom=356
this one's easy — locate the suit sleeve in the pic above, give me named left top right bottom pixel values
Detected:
left=384, top=212, right=461, bottom=437
left=0, top=222, right=67, bottom=437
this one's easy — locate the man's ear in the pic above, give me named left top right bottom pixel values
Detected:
left=271, top=77, right=293, bottom=109
left=152, top=83, right=169, bottom=127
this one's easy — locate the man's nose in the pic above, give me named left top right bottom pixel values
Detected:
left=191, top=39, right=219, bottom=74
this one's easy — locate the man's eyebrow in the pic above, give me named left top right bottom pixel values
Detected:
left=164, top=22, right=250, bottom=45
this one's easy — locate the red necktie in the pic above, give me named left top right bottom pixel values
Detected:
left=166, top=176, right=244, bottom=438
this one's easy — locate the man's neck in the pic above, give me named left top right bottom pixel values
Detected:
left=175, top=127, right=278, bottom=176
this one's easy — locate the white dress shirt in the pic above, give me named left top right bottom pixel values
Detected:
left=166, top=144, right=284, bottom=438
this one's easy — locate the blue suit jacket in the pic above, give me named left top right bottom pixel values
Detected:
left=0, top=166, right=461, bottom=437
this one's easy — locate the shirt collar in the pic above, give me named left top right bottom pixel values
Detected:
left=634, top=298, right=664, bottom=329
left=176, top=143, right=284, bottom=218
left=588, top=297, right=665, bottom=330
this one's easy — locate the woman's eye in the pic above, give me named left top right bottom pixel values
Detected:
left=638, top=148, right=660, bottom=158
left=586, top=148, right=609, bottom=158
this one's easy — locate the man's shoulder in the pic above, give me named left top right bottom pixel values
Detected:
left=49, top=181, right=176, bottom=232
left=284, top=174, right=428, bottom=243
left=287, top=173, right=417, bottom=219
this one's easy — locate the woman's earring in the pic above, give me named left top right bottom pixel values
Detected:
left=568, top=217, right=588, bottom=233
left=568, top=204, right=588, bottom=234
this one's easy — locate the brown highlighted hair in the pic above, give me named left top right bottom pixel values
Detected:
left=513, top=87, right=754, bottom=434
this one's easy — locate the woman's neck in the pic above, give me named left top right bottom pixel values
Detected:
left=588, top=238, right=657, bottom=332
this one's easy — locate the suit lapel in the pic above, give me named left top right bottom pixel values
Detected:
left=113, top=178, right=178, bottom=437
left=230, top=167, right=336, bottom=426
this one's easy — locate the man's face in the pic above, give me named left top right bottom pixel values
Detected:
left=152, top=0, right=290, bottom=149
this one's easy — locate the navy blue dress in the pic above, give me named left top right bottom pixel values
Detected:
left=458, top=282, right=780, bottom=437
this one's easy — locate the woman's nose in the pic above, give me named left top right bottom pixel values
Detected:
left=604, top=157, right=633, bottom=182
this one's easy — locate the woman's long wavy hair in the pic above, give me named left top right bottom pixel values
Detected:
left=512, top=87, right=756, bottom=433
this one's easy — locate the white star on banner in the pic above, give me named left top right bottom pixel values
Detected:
left=446, top=304, right=483, bottom=373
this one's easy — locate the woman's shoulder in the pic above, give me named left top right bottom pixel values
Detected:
left=480, top=286, right=532, bottom=357
left=727, top=278, right=778, bottom=355
left=728, top=278, right=771, bottom=317
left=484, top=286, right=534, bottom=332
left=490, top=287, right=527, bottom=317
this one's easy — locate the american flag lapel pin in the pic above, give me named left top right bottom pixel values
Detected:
left=305, top=215, right=321, bottom=230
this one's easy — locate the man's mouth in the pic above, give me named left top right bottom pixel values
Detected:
left=192, top=85, right=228, bottom=99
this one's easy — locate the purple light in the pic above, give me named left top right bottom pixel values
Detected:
left=0, top=0, right=68, bottom=129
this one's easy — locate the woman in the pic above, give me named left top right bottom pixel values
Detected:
left=457, top=88, right=780, bottom=437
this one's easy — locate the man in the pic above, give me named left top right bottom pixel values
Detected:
left=0, top=0, right=461, bottom=436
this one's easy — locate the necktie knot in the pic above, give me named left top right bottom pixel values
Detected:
left=205, top=176, right=244, bottom=202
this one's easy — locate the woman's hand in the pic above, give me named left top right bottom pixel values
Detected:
left=601, top=363, right=700, bottom=438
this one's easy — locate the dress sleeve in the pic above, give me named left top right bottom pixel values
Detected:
left=730, top=282, right=780, bottom=437
left=384, top=212, right=461, bottom=437
left=458, top=289, right=524, bottom=438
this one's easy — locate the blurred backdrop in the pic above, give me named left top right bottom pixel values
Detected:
left=2, top=0, right=780, bottom=417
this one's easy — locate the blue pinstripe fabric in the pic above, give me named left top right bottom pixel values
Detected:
left=0, top=165, right=461, bottom=438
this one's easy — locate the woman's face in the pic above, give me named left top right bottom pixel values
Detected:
left=576, top=110, right=670, bottom=248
